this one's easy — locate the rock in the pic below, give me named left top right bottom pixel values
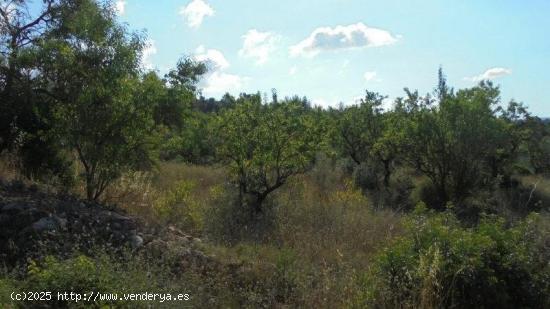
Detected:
left=100, top=210, right=131, bottom=222
left=130, top=235, right=143, bottom=249
left=178, top=236, right=191, bottom=246
left=9, top=180, right=25, bottom=191
left=2, top=202, right=32, bottom=212
left=0, top=181, right=214, bottom=270
left=32, top=216, right=62, bottom=232
left=54, top=216, right=68, bottom=230
left=168, top=225, right=186, bottom=237
left=143, top=239, right=169, bottom=257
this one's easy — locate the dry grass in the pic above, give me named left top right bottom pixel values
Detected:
left=518, top=174, right=550, bottom=202
left=103, top=159, right=404, bottom=307
left=103, top=162, right=226, bottom=233
left=57, top=158, right=408, bottom=307
left=0, top=153, right=23, bottom=182
left=276, top=175, right=402, bottom=268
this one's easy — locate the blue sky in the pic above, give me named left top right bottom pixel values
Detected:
left=115, top=0, right=550, bottom=115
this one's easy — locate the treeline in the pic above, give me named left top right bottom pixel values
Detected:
left=2, top=0, right=549, bottom=216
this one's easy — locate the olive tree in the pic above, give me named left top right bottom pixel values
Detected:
left=399, top=78, right=507, bottom=207
left=334, top=90, right=399, bottom=187
left=39, top=0, right=155, bottom=200
left=213, top=95, right=322, bottom=212
left=0, top=0, right=66, bottom=177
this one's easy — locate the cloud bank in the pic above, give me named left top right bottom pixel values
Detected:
left=193, top=46, right=247, bottom=97
left=115, top=0, right=126, bottom=15
left=194, top=45, right=229, bottom=70
left=466, top=67, right=512, bottom=82
left=179, top=0, right=214, bottom=28
left=141, top=39, right=157, bottom=70
left=290, top=22, right=399, bottom=57
left=239, top=29, right=280, bottom=65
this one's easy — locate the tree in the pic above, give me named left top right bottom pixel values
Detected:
left=491, top=100, right=531, bottom=180
left=213, top=95, right=322, bottom=212
left=399, top=75, right=505, bottom=207
left=334, top=91, right=385, bottom=165
left=0, top=0, right=64, bottom=177
left=524, top=116, right=550, bottom=175
left=151, top=58, right=207, bottom=129
left=39, top=0, right=155, bottom=200
left=334, top=91, right=396, bottom=186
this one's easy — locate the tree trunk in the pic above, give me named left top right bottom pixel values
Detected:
left=86, top=173, right=95, bottom=201
left=382, top=159, right=391, bottom=187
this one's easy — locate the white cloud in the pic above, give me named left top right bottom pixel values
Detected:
left=312, top=98, right=330, bottom=108
left=192, top=45, right=247, bottom=97
left=342, top=59, right=350, bottom=68
left=141, top=39, right=157, bottom=70
left=364, top=71, right=378, bottom=82
left=351, top=96, right=363, bottom=105
left=465, top=67, right=512, bottom=82
left=348, top=95, right=393, bottom=111
left=202, top=72, right=246, bottom=97
left=115, top=0, right=126, bottom=15
left=194, top=45, right=229, bottom=70
left=381, top=97, right=394, bottom=111
left=239, top=29, right=280, bottom=65
left=289, top=66, right=297, bottom=76
left=290, top=22, right=399, bottom=57
left=179, top=0, right=214, bottom=28
left=312, top=98, right=343, bottom=108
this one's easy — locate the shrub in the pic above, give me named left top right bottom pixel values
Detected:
left=0, top=277, right=19, bottom=308
left=18, top=253, right=191, bottom=308
left=25, top=255, right=120, bottom=308
left=154, top=180, right=203, bottom=233
left=357, top=205, right=550, bottom=308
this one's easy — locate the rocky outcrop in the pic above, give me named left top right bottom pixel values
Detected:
left=0, top=180, right=211, bottom=270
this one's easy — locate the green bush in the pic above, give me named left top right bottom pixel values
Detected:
left=154, top=180, right=204, bottom=233
left=0, top=277, right=19, bottom=307
left=18, top=253, right=184, bottom=308
left=358, top=204, right=550, bottom=308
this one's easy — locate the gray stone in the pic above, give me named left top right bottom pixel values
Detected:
left=54, top=216, right=67, bottom=230
left=100, top=210, right=130, bottom=221
left=32, top=216, right=59, bottom=232
left=130, top=235, right=143, bottom=249
left=2, top=202, right=32, bottom=212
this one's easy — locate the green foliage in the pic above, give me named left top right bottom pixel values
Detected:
left=158, top=111, right=215, bottom=163
left=10, top=252, right=195, bottom=308
left=0, top=277, right=18, bottom=307
left=523, top=116, right=550, bottom=175
left=154, top=180, right=203, bottom=233
left=39, top=0, right=156, bottom=200
left=2, top=3, right=550, bottom=307
left=0, top=0, right=69, bottom=177
left=213, top=95, right=323, bottom=212
left=397, top=80, right=513, bottom=207
left=165, top=57, right=208, bottom=93
left=333, top=90, right=399, bottom=188
left=359, top=206, right=550, bottom=308
left=25, top=255, right=120, bottom=307
left=333, top=90, right=386, bottom=165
